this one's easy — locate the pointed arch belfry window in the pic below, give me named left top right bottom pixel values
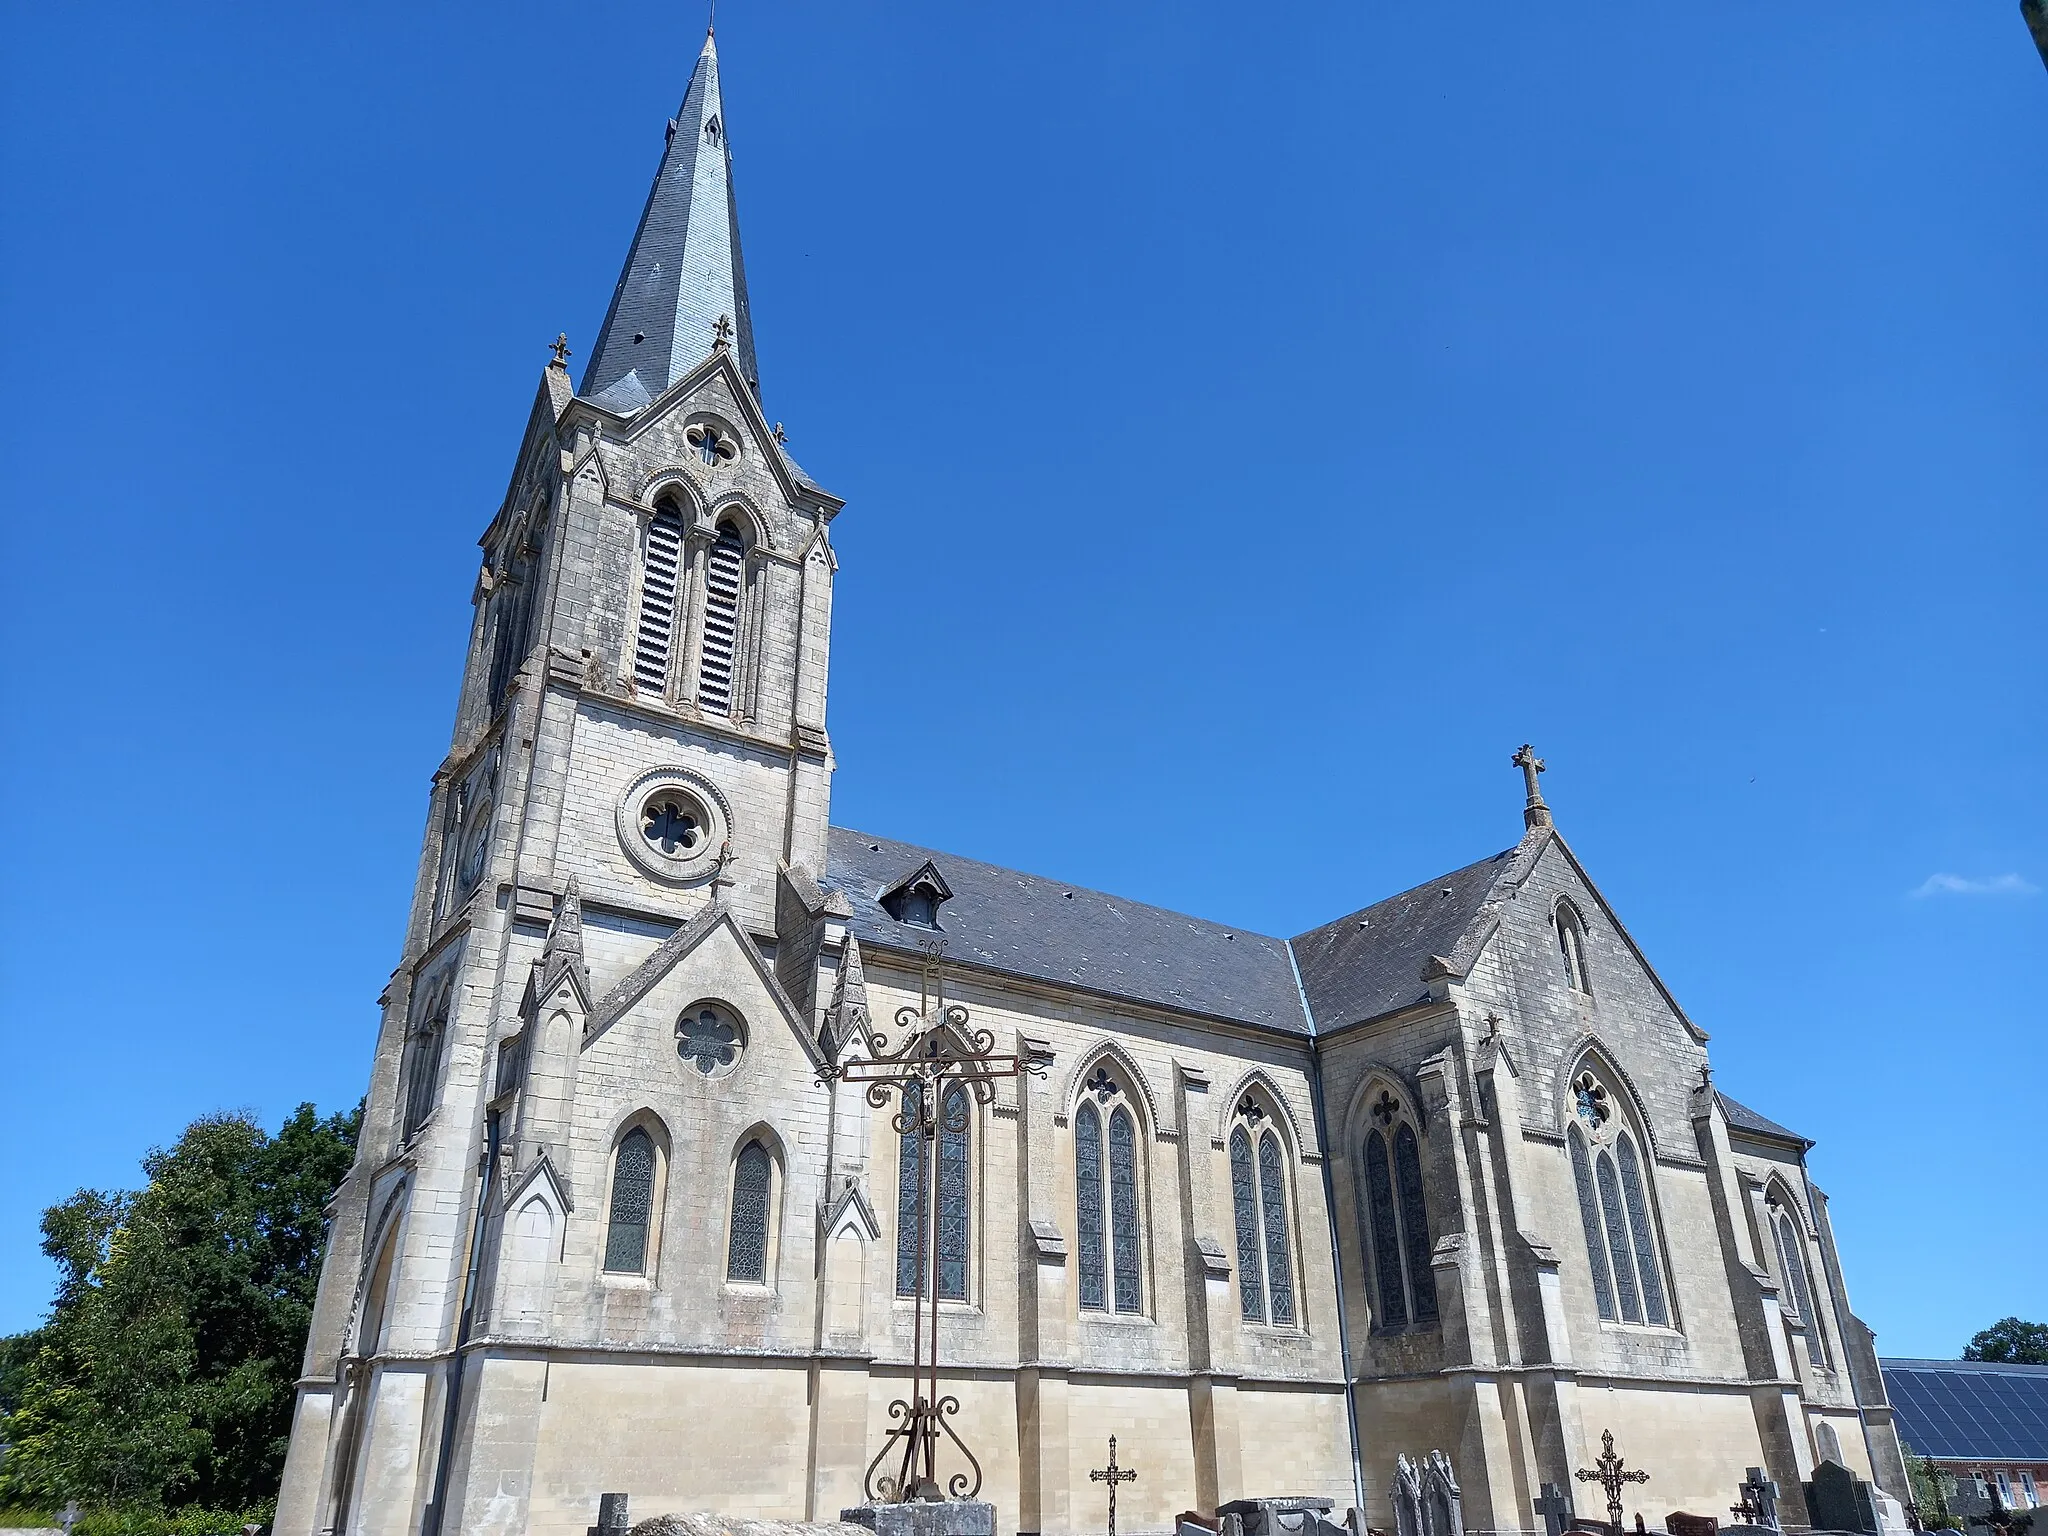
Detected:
left=895, top=1082, right=969, bottom=1300
left=1772, top=1198, right=1826, bottom=1367
left=604, top=1128, right=657, bottom=1274
left=1557, top=900, right=1592, bottom=995
left=634, top=505, right=685, bottom=695
left=1075, top=1068, right=1144, bottom=1315
left=696, top=521, right=745, bottom=715
left=403, top=983, right=450, bottom=1138
left=1359, top=1087, right=1435, bottom=1330
left=1565, top=1065, right=1671, bottom=1326
left=1229, top=1097, right=1296, bottom=1326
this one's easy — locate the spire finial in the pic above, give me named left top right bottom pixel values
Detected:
left=549, top=332, right=572, bottom=369
left=713, top=314, right=734, bottom=349
left=1512, top=744, right=1553, bottom=830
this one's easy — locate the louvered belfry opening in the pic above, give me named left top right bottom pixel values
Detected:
left=697, top=522, right=745, bottom=714
left=634, top=508, right=685, bottom=695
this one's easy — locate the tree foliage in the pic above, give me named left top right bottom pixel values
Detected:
left=1964, top=1317, right=2048, bottom=1364
left=0, top=1102, right=361, bottom=1511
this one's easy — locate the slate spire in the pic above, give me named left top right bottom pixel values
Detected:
left=581, top=29, right=759, bottom=412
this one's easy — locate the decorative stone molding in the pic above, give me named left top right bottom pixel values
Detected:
left=615, top=764, right=734, bottom=886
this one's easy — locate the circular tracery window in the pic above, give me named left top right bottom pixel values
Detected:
left=687, top=422, right=739, bottom=466
left=616, top=767, right=732, bottom=884
left=677, top=1002, right=744, bottom=1075
left=1573, top=1072, right=1611, bottom=1132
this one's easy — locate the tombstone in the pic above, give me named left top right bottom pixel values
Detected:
left=1423, top=1452, right=1464, bottom=1536
left=1535, top=1483, right=1577, bottom=1536
left=1180, top=1511, right=1221, bottom=1536
left=58, top=1502, right=80, bottom=1536
left=1733, top=1469, right=1782, bottom=1534
left=1395, top=1457, right=1426, bottom=1536
left=589, top=1493, right=630, bottom=1536
left=1667, top=1513, right=1720, bottom=1536
left=1806, top=1460, right=1881, bottom=1535
left=1218, top=1495, right=1343, bottom=1536
left=841, top=1502, right=998, bottom=1536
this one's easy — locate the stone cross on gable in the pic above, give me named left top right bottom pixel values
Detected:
left=1513, top=743, right=1554, bottom=829
left=1535, top=1483, right=1576, bottom=1536
left=1091, top=1435, right=1138, bottom=1536
left=550, top=332, right=572, bottom=368
left=713, top=313, right=734, bottom=349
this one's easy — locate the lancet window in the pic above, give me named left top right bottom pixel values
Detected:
left=603, top=1128, right=657, bottom=1274
left=1565, top=1068, right=1671, bottom=1326
left=402, top=981, right=451, bottom=1139
left=633, top=505, right=685, bottom=696
left=696, top=521, right=746, bottom=716
left=1075, top=1067, right=1143, bottom=1314
left=895, top=1082, right=969, bottom=1300
left=1557, top=900, right=1592, bottom=995
left=1770, top=1195, right=1827, bottom=1367
left=1359, top=1087, right=1436, bottom=1329
left=1229, top=1097, right=1295, bottom=1326
left=727, top=1139, right=773, bottom=1284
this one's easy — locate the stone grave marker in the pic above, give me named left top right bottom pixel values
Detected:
left=1806, top=1460, right=1881, bottom=1535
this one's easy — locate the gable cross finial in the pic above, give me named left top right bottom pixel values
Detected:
left=713, top=314, right=734, bottom=350
left=549, top=332, right=572, bottom=369
left=1513, top=743, right=1553, bottom=830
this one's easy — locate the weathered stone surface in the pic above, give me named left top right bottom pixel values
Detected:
left=634, top=1516, right=869, bottom=1536
left=838, top=1501, right=997, bottom=1536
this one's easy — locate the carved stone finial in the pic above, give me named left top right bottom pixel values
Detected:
left=549, top=332, right=572, bottom=369
left=772, top=421, right=788, bottom=444
left=712, top=314, right=734, bottom=349
left=1513, top=743, right=1552, bottom=829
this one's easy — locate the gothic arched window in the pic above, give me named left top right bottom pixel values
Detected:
left=895, top=1083, right=969, bottom=1300
left=633, top=505, right=685, bottom=696
left=727, top=1140, right=773, bottom=1283
left=402, top=984, right=450, bottom=1138
left=1567, top=1116, right=1670, bottom=1327
left=696, top=521, right=746, bottom=716
left=604, top=1128, right=657, bottom=1274
left=1229, top=1100, right=1296, bottom=1326
left=1557, top=901, right=1592, bottom=995
left=1075, top=1077, right=1143, bottom=1315
left=1359, top=1089, right=1436, bottom=1330
left=1773, top=1203, right=1826, bottom=1367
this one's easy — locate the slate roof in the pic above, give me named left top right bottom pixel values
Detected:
left=1880, top=1358, right=2048, bottom=1462
left=1717, top=1091, right=1812, bottom=1147
left=1289, top=849, right=1520, bottom=1030
left=826, top=828, right=1311, bottom=1032
left=581, top=31, right=760, bottom=408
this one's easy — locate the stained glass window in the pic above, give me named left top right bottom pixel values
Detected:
left=1775, top=1213, right=1823, bottom=1367
left=1393, top=1123, right=1437, bottom=1322
left=1230, top=1127, right=1263, bottom=1321
left=1076, top=1102, right=1105, bottom=1310
left=727, top=1140, right=771, bottom=1283
left=404, top=988, right=448, bottom=1137
left=935, top=1085, right=969, bottom=1301
left=1364, top=1129, right=1407, bottom=1328
left=604, top=1129, right=656, bottom=1273
left=1569, top=1131, right=1615, bottom=1320
left=1108, top=1105, right=1141, bottom=1314
left=1595, top=1149, right=1642, bottom=1323
left=896, top=1083, right=924, bottom=1297
left=1257, top=1131, right=1294, bottom=1326
left=1616, top=1135, right=1668, bottom=1327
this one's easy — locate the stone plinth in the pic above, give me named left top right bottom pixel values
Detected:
left=634, top=1517, right=871, bottom=1536
left=839, top=1502, right=997, bottom=1536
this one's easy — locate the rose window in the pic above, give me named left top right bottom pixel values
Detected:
left=677, top=1005, right=741, bottom=1074
left=642, top=797, right=704, bottom=856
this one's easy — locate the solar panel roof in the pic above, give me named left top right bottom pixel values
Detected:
left=1881, top=1359, right=2048, bottom=1461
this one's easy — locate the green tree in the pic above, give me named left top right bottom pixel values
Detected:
left=0, top=1102, right=361, bottom=1512
left=1964, top=1317, right=2048, bottom=1364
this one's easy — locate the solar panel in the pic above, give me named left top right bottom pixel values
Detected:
left=1882, top=1362, right=2048, bottom=1461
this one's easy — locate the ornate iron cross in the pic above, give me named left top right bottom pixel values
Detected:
left=1576, top=1428, right=1649, bottom=1536
left=823, top=938, right=1042, bottom=1504
left=1090, top=1435, right=1138, bottom=1536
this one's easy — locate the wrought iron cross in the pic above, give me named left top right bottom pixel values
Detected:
left=822, top=938, right=1043, bottom=1504
left=1576, top=1429, right=1649, bottom=1536
left=1090, top=1435, right=1138, bottom=1536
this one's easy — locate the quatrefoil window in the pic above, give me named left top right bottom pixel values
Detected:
left=1085, top=1066, right=1122, bottom=1103
left=688, top=422, right=739, bottom=466
left=678, top=1004, right=742, bottom=1075
left=1236, top=1095, right=1266, bottom=1126
left=642, top=797, right=704, bottom=856
left=1371, top=1089, right=1401, bottom=1127
left=1573, top=1073, right=1611, bottom=1130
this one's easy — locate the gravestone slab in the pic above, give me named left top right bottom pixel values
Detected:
left=1219, top=1498, right=1343, bottom=1536
left=1668, top=1514, right=1720, bottom=1536
left=638, top=1518, right=871, bottom=1536
left=1806, top=1462, right=1880, bottom=1536
left=840, top=1502, right=996, bottom=1536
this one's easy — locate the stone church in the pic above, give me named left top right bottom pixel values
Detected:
left=275, top=31, right=1908, bottom=1536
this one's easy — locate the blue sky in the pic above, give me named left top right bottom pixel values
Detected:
left=1, top=2, right=2041, bottom=1353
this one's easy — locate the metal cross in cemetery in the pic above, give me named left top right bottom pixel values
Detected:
left=823, top=938, right=1042, bottom=1504
left=1576, top=1429, right=1650, bottom=1536
left=1967, top=1484, right=2032, bottom=1536
left=1731, top=1468, right=1781, bottom=1532
left=58, top=1501, right=79, bottom=1536
left=1090, top=1435, right=1139, bottom=1536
